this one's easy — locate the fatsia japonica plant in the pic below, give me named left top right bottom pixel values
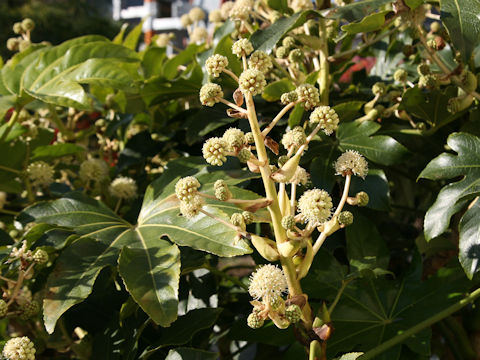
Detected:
left=0, top=0, right=480, bottom=359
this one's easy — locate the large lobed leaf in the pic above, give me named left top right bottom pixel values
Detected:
left=18, top=158, right=258, bottom=333
left=440, top=0, right=480, bottom=63
left=419, top=132, right=480, bottom=278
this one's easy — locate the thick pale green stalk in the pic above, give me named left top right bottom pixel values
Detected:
left=318, top=19, right=329, bottom=105
left=360, top=287, right=480, bottom=360
left=0, top=109, right=19, bottom=142
left=244, top=93, right=303, bottom=297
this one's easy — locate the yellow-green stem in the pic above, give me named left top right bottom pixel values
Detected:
left=318, top=19, right=329, bottom=105
left=0, top=109, right=20, bottom=142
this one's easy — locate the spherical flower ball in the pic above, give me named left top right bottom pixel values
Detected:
left=190, top=27, right=208, bottom=43
left=232, top=38, right=254, bottom=57
left=21, top=18, right=35, bottom=32
left=2, top=336, right=36, bottom=360
left=27, top=161, right=54, bottom=187
left=334, top=150, right=368, bottom=178
left=297, top=189, right=333, bottom=224
left=33, top=249, right=48, bottom=265
left=282, top=36, right=295, bottom=49
left=239, top=69, right=266, bottom=96
left=175, top=176, right=201, bottom=202
left=281, top=126, right=306, bottom=152
left=296, top=84, right=320, bottom=110
left=206, top=54, right=229, bottom=78
left=179, top=195, right=204, bottom=218
left=7, top=37, right=19, bottom=51
left=248, top=50, right=273, bottom=73
left=223, top=127, right=245, bottom=151
left=109, top=177, right=137, bottom=200
left=0, top=299, right=7, bottom=318
left=180, top=13, right=192, bottom=27
left=156, top=33, right=171, bottom=47
left=79, top=158, right=109, bottom=183
left=13, top=22, right=23, bottom=34
left=229, top=5, right=250, bottom=21
left=309, top=106, right=340, bottom=135
left=288, top=49, right=304, bottom=63
left=189, top=7, right=205, bottom=22
left=203, top=137, right=228, bottom=166
left=393, top=69, right=407, bottom=83
left=372, top=82, right=386, bottom=96
left=247, top=312, right=264, bottom=329
left=281, top=90, right=298, bottom=105
left=275, top=46, right=288, bottom=59
left=248, top=264, right=288, bottom=301
left=220, top=1, right=235, bottom=20
left=209, top=9, right=223, bottom=23
left=289, top=166, right=309, bottom=185
left=200, top=83, right=223, bottom=106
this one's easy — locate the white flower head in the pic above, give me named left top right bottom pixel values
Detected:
left=334, top=150, right=368, bottom=178
left=2, top=336, right=36, bottom=360
left=109, top=177, right=137, bottom=200
left=249, top=264, right=288, bottom=301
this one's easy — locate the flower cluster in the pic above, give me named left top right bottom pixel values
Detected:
left=248, top=264, right=287, bottom=302
left=2, top=336, right=36, bottom=360
left=239, top=69, right=266, bottom=96
left=27, top=161, right=54, bottom=187
left=296, top=84, right=320, bottom=110
left=175, top=176, right=204, bottom=218
left=109, top=177, right=137, bottom=200
left=335, top=150, right=368, bottom=178
left=309, top=106, right=340, bottom=135
left=79, top=158, right=109, bottom=183
left=248, top=50, right=273, bottom=73
left=206, top=54, right=229, bottom=77
left=297, top=189, right=333, bottom=225
left=200, top=83, right=223, bottom=106
left=281, top=126, right=306, bottom=152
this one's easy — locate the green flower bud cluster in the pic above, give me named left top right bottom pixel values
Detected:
left=214, top=180, right=232, bottom=201
left=393, top=69, right=408, bottom=83
left=19, top=300, right=40, bottom=320
left=0, top=299, right=8, bottom=318
left=297, top=189, right=333, bottom=224
left=281, top=215, right=296, bottom=230
left=296, top=84, right=320, bottom=110
left=2, top=336, right=36, bottom=360
left=356, top=191, right=369, bottom=207
left=247, top=312, right=264, bottom=329
left=238, top=148, right=253, bottom=163
left=245, top=132, right=255, bottom=144
left=309, top=106, right=340, bottom=135
left=27, top=161, right=54, bottom=187
left=281, top=126, right=306, bottom=152
left=338, top=211, right=354, bottom=226
left=179, top=196, right=204, bottom=218
left=232, top=38, right=254, bottom=57
left=220, top=2, right=235, bottom=20
left=248, top=50, right=273, bottom=73
left=200, top=83, right=224, bottom=106
left=242, top=211, right=254, bottom=224
left=231, top=213, right=246, bottom=230
left=206, top=54, right=229, bottom=77
left=33, top=249, right=48, bottom=265
left=109, top=177, right=137, bottom=200
left=285, top=304, right=302, bottom=323
left=203, top=137, right=228, bottom=166
left=288, top=49, right=304, bottom=63
left=282, top=36, right=296, bottom=49
left=239, top=69, right=266, bottom=96
left=417, top=63, right=431, bottom=76
left=281, top=91, right=298, bottom=105
left=275, top=46, right=289, bottom=59
left=334, top=150, right=368, bottom=178
left=418, top=74, right=437, bottom=89
left=372, top=82, right=386, bottom=96
left=223, top=128, right=246, bottom=151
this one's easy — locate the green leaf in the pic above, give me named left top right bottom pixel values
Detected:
left=118, top=241, right=180, bottom=326
left=18, top=192, right=180, bottom=333
left=346, top=213, right=390, bottom=274
left=165, top=348, right=217, bottom=360
left=262, top=78, right=295, bottom=102
left=267, top=0, right=290, bottom=14
left=341, top=10, right=390, bottom=35
left=142, top=47, right=167, bottom=78
left=458, top=199, right=480, bottom=279
left=288, top=103, right=305, bottom=128
left=325, top=0, right=392, bottom=22
left=142, top=308, right=222, bottom=356
left=337, top=121, right=409, bottom=166
left=419, top=133, right=480, bottom=240
left=399, top=87, right=460, bottom=128
left=164, top=44, right=202, bottom=80
left=31, top=143, right=84, bottom=161
left=123, top=20, right=145, bottom=50
left=337, top=353, right=364, bottom=360
left=404, top=0, right=423, bottom=9
left=309, top=146, right=337, bottom=192
left=333, top=101, right=365, bottom=122
left=113, top=23, right=129, bottom=44
left=440, top=0, right=480, bottom=63
left=327, top=260, right=473, bottom=358
left=183, top=108, right=237, bottom=146
left=250, top=10, right=320, bottom=53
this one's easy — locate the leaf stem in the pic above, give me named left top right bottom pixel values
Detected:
left=222, top=69, right=239, bottom=83
left=328, top=279, right=352, bottom=314
left=0, top=109, right=20, bottom=142
left=219, top=98, right=247, bottom=114
left=261, top=101, right=299, bottom=137
left=359, top=287, right=480, bottom=360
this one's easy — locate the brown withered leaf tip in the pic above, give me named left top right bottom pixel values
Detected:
left=227, top=108, right=248, bottom=119
left=233, top=88, right=244, bottom=106
left=264, top=136, right=279, bottom=155
left=286, top=294, right=307, bottom=308
left=313, top=323, right=334, bottom=341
